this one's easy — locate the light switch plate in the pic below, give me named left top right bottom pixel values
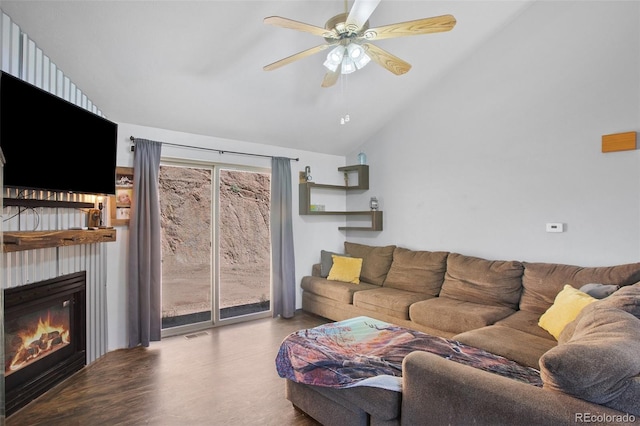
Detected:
left=546, top=223, right=564, bottom=233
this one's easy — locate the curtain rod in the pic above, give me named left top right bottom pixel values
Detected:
left=129, top=136, right=299, bottom=161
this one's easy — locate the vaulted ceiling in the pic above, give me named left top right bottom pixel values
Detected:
left=1, top=1, right=532, bottom=155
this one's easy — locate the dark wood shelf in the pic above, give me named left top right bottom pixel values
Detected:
left=3, top=229, right=117, bottom=253
left=304, top=183, right=350, bottom=191
left=337, top=164, right=369, bottom=189
left=302, top=210, right=373, bottom=215
left=339, top=211, right=383, bottom=231
left=299, top=165, right=382, bottom=231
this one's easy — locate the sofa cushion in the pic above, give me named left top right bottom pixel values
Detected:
left=439, top=253, right=523, bottom=309
left=538, top=285, right=597, bottom=340
left=494, top=310, right=556, bottom=340
left=409, top=297, right=515, bottom=334
left=300, top=276, right=378, bottom=304
left=539, top=303, right=640, bottom=416
left=327, top=255, right=363, bottom=284
left=454, top=325, right=557, bottom=369
left=520, top=261, right=640, bottom=315
left=353, top=287, right=432, bottom=321
left=320, top=250, right=350, bottom=278
left=344, top=242, right=395, bottom=286
left=382, top=247, right=449, bottom=296
left=285, top=380, right=401, bottom=423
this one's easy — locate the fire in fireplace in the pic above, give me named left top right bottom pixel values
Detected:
left=6, top=302, right=71, bottom=375
left=3, top=271, right=86, bottom=416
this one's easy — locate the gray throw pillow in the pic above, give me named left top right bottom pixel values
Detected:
left=579, top=283, right=619, bottom=299
left=320, top=250, right=349, bottom=278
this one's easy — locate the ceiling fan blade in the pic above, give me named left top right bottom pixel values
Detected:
left=264, top=16, right=338, bottom=39
left=345, top=0, right=382, bottom=33
left=321, top=69, right=340, bottom=88
left=263, top=44, right=331, bottom=71
left=362, top=14, right=457, bottom=41
left=363, top=43, right=411, bottom=75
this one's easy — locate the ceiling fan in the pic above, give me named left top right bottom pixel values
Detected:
left=263, top=0, right=456, bottom=88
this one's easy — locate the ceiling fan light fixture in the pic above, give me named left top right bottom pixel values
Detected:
left=346, top=43, right=364, bottom=59
left=346, top=43, right=371, bottom=69
left=323, top=45, right=346, bottom=72
left=341, top=56, right=357, bottom=74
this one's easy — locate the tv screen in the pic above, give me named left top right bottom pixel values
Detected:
left=1, top=71, right=118, bottom=195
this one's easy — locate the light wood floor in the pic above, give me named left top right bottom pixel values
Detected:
left=7, top=311, right=328, bottom=426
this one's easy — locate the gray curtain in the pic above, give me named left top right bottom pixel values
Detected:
left=128, top=139, right=162, bottom=347
left=271, top=157, right=296, bottom=318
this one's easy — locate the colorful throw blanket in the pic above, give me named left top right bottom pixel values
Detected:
left=276, top=316, right=543, bottom=392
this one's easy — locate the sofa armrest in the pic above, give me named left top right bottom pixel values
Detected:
left=402, top=351, right=635, bottom=426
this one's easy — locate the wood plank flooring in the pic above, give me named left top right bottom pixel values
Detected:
left=6, top=311, right=328, bottom=426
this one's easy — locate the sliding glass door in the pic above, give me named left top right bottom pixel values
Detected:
left=160, top=161, right=271, bottom=336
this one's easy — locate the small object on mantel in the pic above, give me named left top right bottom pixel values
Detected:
left=602, top=131, right=636, bottom=153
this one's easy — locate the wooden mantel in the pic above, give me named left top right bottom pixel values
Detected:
left=3, top=229, right=117, bottom=253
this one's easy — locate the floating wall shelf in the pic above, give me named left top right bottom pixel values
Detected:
left=3, top=229, right=117, bottom=253
left=299, top=164, right=382, bottom=231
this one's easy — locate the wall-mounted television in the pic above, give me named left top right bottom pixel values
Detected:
left=1, top=71, right=118, bottom=195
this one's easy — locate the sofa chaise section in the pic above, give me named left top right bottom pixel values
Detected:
left=402, top=351, right=635, bottom=426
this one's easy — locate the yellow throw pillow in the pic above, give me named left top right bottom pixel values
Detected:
left=327, top=255, right=363, bottom=284
left=538, top=284, right=597, bottom=339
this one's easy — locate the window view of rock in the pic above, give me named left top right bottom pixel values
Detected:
left=159, top=165, right=270, bottom=328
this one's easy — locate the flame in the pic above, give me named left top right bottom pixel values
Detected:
left=8, top=312, right=70, bottom=373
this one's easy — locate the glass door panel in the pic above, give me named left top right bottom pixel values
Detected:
left=160, top=164, right=213, bottom=330
left=218, top=169, right=271, bottom=319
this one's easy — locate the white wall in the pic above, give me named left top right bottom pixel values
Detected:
left=347, top=1, right=640, bottom=266
left=107, top=122, right=348, bottom=350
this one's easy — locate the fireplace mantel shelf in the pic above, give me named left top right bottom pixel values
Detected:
left=3, top=229, right=117, bottom=253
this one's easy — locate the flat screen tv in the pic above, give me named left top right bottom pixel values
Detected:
left=1, top=71, right=118, bottom=195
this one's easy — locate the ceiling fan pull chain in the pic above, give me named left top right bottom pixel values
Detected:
left=340, top=74, right=350, bottom=125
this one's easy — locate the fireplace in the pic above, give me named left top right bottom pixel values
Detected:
left=3, top=271, right=86, bottom=416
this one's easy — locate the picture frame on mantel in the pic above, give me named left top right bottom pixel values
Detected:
left=110, top=166, right=133, bottom=226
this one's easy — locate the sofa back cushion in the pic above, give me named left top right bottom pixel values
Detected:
left=520, top=261, right=640, bottom=315
left=439, top=253, right=523, bottom=309
left=383, top=247, right=449, bottom=296
left=344, top=242, right=396, bottom=286
left=319, top=250, right=350, bottom=278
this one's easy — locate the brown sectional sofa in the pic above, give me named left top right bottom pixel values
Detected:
left=289, top=241, right=640, bottom=425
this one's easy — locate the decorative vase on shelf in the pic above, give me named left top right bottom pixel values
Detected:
left=357, top=151, right=367, bottom=165
left=370, top=196, right=379, bottom=211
